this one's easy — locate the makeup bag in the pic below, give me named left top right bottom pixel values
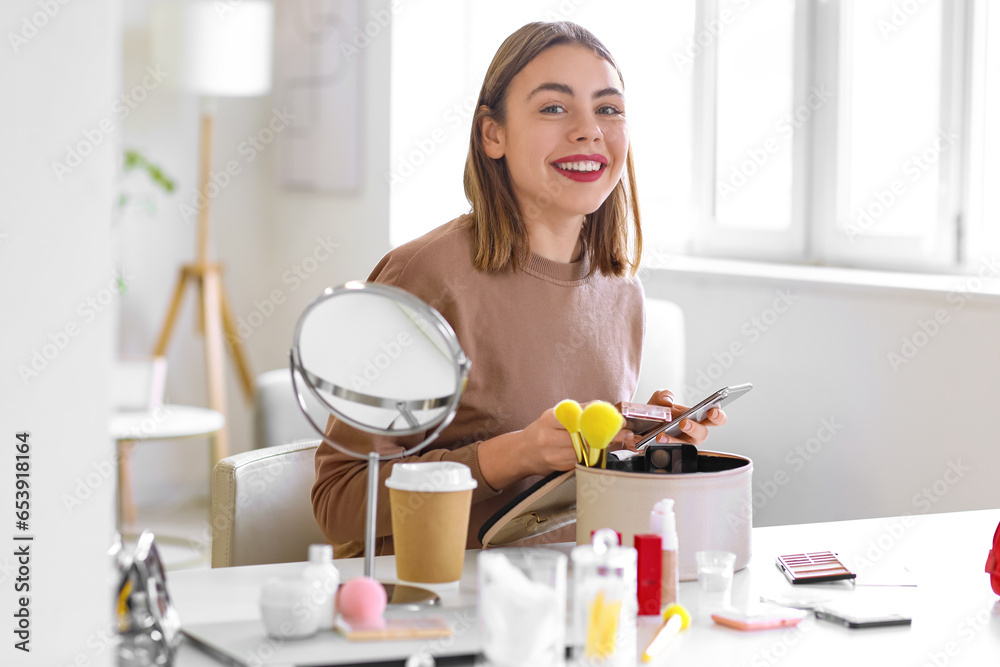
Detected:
left=576, top=451, right=753, bottom=580
left=479, top=450, right=753, bottom=581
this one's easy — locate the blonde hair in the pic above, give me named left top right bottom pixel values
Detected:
left=463, top=21, right=642, bottom=277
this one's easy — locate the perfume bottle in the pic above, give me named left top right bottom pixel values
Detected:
left=114, top=531, right=181, bottom=666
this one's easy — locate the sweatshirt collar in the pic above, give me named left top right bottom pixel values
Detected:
left=522, top=247, right=592, bottom=286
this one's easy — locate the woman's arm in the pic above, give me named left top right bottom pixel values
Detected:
left=476, top=408, right=579, bottom=489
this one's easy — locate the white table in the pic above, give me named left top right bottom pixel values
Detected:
left=171, top=509, right=1000, bottom=666
left=110, top=404, right=225, bottom=528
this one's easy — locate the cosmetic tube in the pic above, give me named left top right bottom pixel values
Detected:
left=651, top=499, right=679, bottom=607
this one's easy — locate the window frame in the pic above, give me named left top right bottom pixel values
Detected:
left=689, top=0, right=978, bottom=273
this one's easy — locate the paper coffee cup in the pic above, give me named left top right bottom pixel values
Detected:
left=386, top=462, right=477, bottom=584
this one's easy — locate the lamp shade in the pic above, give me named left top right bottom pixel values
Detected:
left=151, top=0, right=274, bottom=97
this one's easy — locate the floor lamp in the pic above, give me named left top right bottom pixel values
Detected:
left=150, top=0, right=275, bottom=464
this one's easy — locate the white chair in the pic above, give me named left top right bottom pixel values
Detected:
left=211, top=440, right=327, bottom=568
left=634, top=298, right=686, bottom=404
left=253, top=368, right=328, bottom=450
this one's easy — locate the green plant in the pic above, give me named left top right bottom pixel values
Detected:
left=119, top=149, right=176, bottom=211
left=115, top=150, right=177, bottom=294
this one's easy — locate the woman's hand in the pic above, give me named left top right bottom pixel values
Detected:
left=518, top=408, right=579, bottom=473
left=622, top=389, right=728, bottom=450
left=477, top=408, right=578, bottom=490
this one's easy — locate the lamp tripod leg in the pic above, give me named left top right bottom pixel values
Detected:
left=153, top=267, right=190, bottom=356
left=201, top=269, right=230, bottom=463
left=219, top=283, right=254, bottom=400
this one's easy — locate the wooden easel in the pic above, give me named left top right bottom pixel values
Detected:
left=152, top=111, right=254, bottom=464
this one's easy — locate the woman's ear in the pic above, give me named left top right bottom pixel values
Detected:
left=479, top=107, right=505, bottom=160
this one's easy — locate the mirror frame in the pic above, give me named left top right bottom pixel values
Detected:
left=289, top=281, right=470, bottom=460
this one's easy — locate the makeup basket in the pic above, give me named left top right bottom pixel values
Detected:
left=575, top=450, right=753, bottom=581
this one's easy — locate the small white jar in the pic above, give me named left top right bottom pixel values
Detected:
left=259, top=577, right=323, bottom=639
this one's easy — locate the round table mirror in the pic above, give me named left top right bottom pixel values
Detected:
left=290, top=281, right=471, bottom=601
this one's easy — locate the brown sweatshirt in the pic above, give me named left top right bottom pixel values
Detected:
left=311, top=215, right=645, bottom=557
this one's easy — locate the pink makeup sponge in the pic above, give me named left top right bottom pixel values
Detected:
left=338, top=577, right=387, bottom=623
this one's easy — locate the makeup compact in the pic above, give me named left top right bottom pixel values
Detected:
left=605, top=444, right=699, bottom=473
left=776, top=551, right=857, bottom=585
left=616, top=401, right=672, bottom=437
left=643, top=443, right=698, bottom=474
left=606, top=449, right=645, bottom=472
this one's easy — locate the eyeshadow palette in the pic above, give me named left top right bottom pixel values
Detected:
left=776, top=551, right=857, bottom=585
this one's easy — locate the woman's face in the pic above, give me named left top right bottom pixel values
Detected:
left=483, top=43, right=629, bottom=225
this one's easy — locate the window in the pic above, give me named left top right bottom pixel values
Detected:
left=714, top=0, right=795, bottom=233
left=689, top=0, right=998, bottom=272
left=692, top=0, right=804, bottom=261
left=965, top=0, right=1000, bottom=265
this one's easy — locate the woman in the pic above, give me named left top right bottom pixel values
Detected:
left=312, top=21, right=726, bottom=557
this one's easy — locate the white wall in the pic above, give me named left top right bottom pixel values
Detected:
left=643, top=266, right=1000, bottom=527
left=0, top=1, right=118, bottom=665
left=119, top=0, right=392, bottom=509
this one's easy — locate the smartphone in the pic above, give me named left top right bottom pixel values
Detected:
left=712, top=605, right=807, bottom=631
left=635, top=383, right=753, bottom=450
left=813, top=605, right=911, bottom=629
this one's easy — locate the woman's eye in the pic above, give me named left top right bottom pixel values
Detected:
left=598, top=105, right=623, bottom=115
left=541, top=104, right=565, bottom=114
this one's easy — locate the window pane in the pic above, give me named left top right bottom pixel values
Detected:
left=977, top=1, right=1000, bottom=254
left=610, top=1, right=696, bottom=252
left=715, top=0, right=795, bottom=230
left=842, top=0, right=943, bottom=241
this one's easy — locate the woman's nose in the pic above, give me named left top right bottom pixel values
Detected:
left=570, top=117, right=603, bottom=143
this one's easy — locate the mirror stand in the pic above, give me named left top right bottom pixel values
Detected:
left=364, top=450, right=378, bottom=578
left=363, top=451, right=439, bottom=608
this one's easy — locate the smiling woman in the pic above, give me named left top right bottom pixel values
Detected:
left=312, top=21, right=727, bottom=559
left=466, top=26, right=637, bottom=275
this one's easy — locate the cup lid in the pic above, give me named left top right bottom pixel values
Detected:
left=385, top=461, right=478, bottom=492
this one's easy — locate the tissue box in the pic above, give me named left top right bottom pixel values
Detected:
left=575, top=450, right=752, bottom=581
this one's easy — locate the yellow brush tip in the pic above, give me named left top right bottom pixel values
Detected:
left=663, top=603, right=691, bottom=630
left=555, top=399, right=583, bottom=432
left=580, top=401, right=624, bottom=451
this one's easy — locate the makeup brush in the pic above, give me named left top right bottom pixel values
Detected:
left=555, top=399, right=587, bottom=465
left=579, top=401, right=625, bottom=468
